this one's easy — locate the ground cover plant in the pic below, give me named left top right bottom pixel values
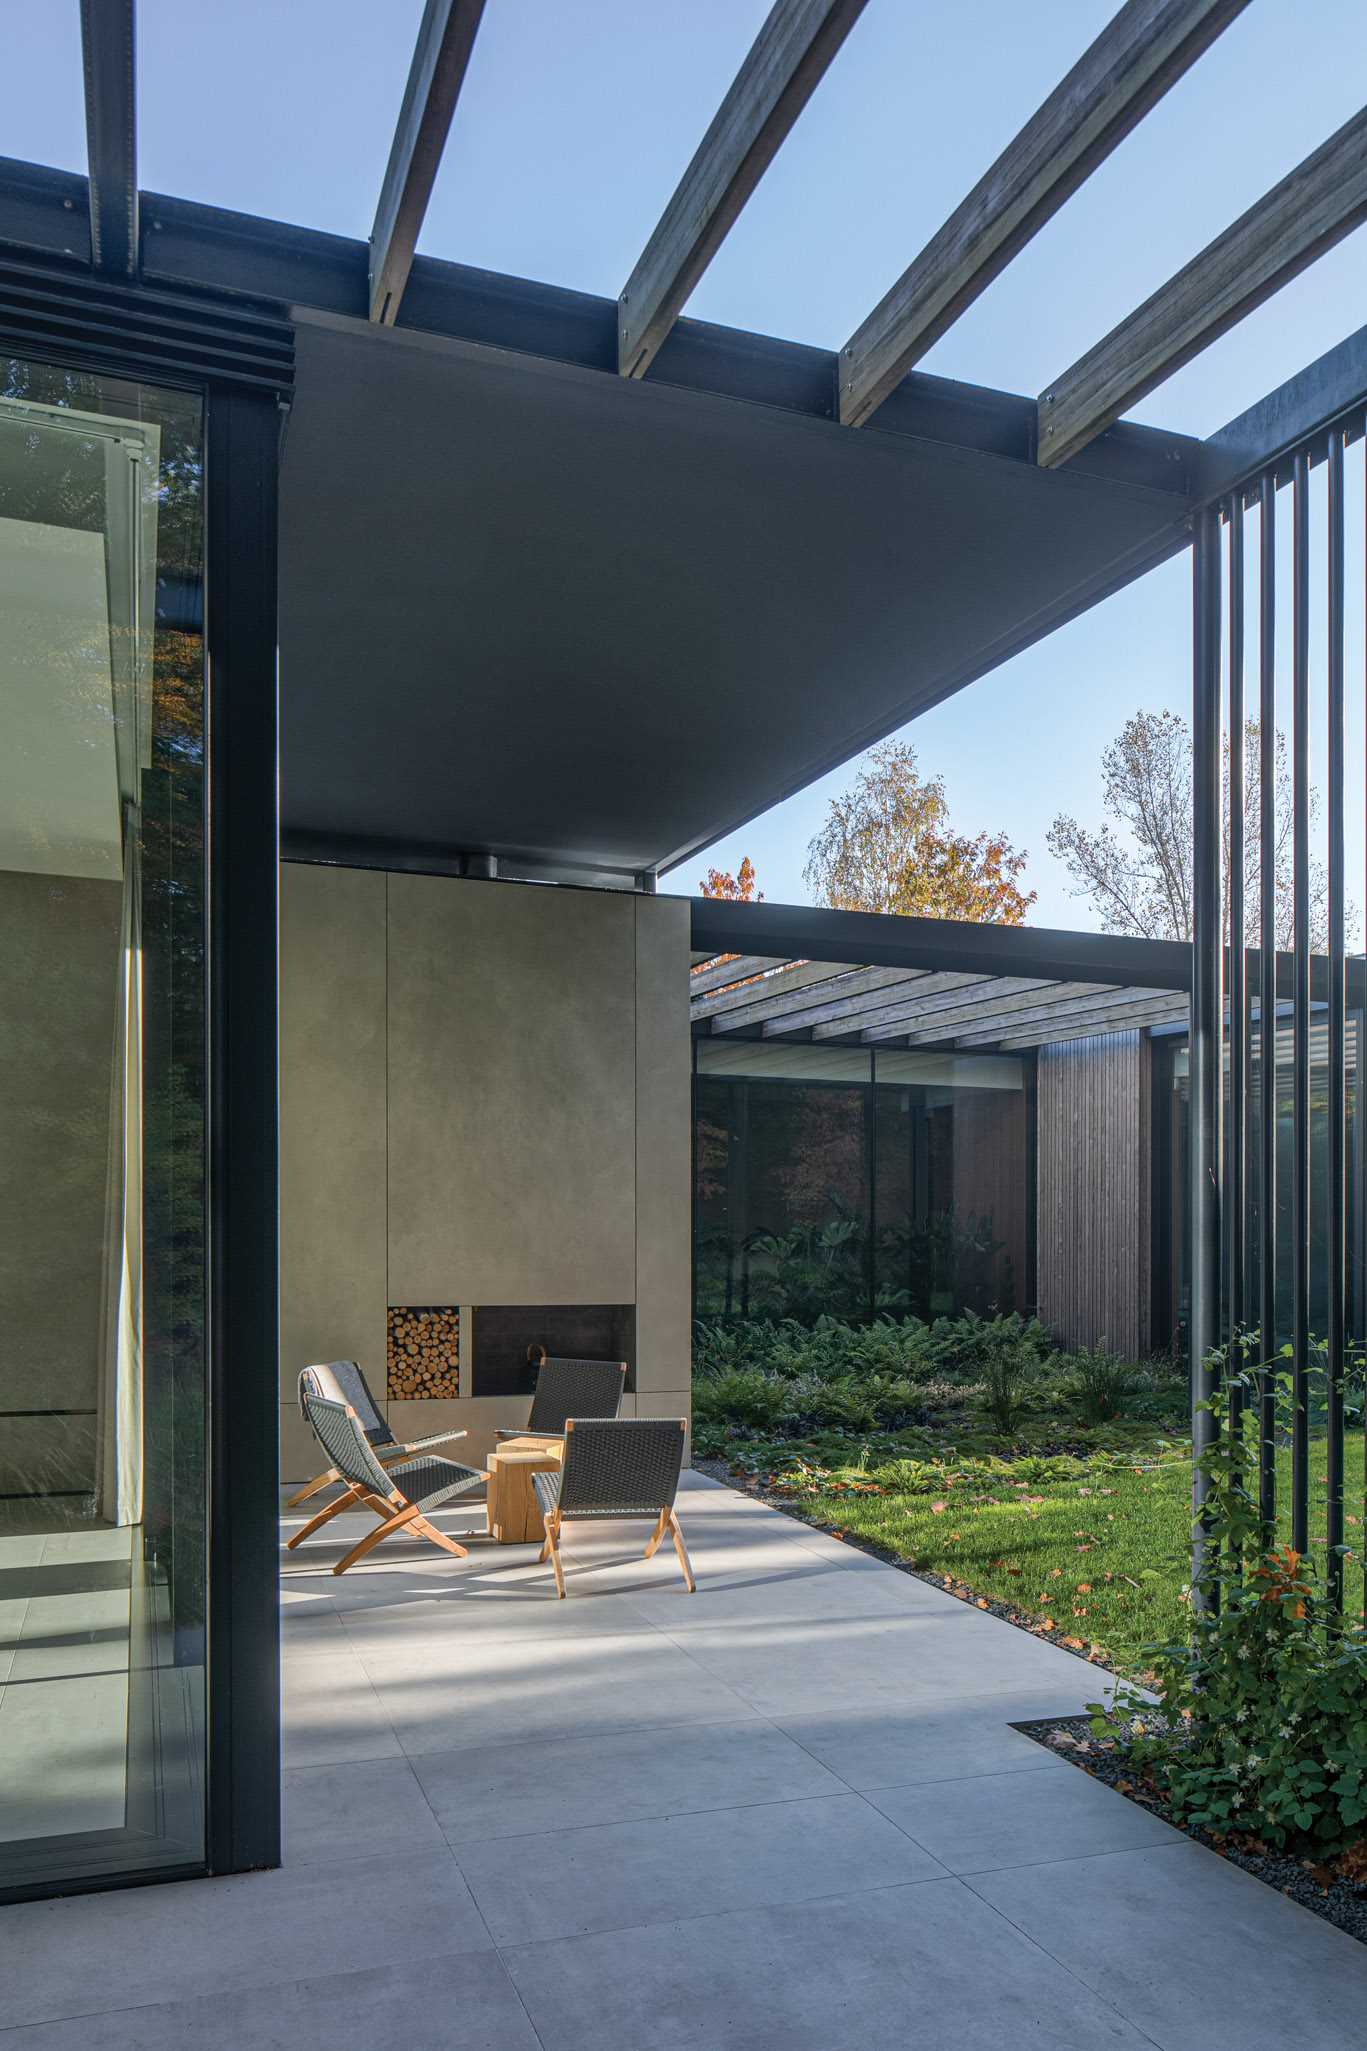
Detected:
left=694, top=1315, right=1365, bottom=1677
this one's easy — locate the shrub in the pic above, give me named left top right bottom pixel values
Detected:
left=1094, top=1366, right=1367, bottom=1854
left=691, top=1369, right=789, bottom=1432
left=1063, top=1345, right=1139, bottom=1424
left=972, top=1320, right=1044, bottom=1433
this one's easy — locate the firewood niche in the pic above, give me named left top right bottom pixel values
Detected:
left=386, top=1307, right=460, bottom=1398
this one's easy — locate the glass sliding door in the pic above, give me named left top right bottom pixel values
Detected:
left=0, top=356, right=208, bottom=1889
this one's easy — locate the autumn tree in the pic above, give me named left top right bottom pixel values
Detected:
left=1046, top=708, right=1327, bottom=947
left=802, top=740, right=1035, bottom=924
left=698, top=856, right=763, bottom=901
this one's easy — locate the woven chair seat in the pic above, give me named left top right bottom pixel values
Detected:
left=386, top=1456, right=484, bottom=1511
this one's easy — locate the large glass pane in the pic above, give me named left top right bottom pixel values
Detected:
left=0, top=358, right=207, bottom=1888
left=695, top=1043, right=870, bottom=1323
left=873, top=1051, right=1028, bottom=1319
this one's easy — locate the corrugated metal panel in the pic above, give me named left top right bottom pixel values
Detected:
left=1036, top=1031, right=1150, bottom=1356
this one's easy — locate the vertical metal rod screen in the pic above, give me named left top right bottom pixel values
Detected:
left=1193, top=416, right=1365, bottom=1615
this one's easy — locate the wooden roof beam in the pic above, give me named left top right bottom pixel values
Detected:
left=1039, top=104, right=1367, bottom=467
left=79, top=0, right=138, bottom=276
left=619, top=0, right=867, bottom=379
left=839, top=0, right=1247, bottom=428
left=369, top=0, right=486, bottom=324
left=689, top=954, right=795, bottom=998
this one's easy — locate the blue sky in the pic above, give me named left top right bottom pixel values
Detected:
left=7, top=2, right=1364, bottom=925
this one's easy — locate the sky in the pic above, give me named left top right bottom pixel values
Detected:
left=6, top=2, right=1365, bottom=928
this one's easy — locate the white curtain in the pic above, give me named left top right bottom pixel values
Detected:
left=96, top=808, right=143, bottom=1527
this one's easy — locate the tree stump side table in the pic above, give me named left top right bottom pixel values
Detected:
left=485, top=1437, right=564, bottom=1544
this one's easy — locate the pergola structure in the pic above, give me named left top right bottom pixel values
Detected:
left=4, top=0, right=1367, bottom=1900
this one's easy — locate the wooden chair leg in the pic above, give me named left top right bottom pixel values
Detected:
left=409, top=1514, right=468, bottom=1559
left=545, top=1513, right=566, bottom=1598
left=286, top=1480, right=365, bottom=1548
left=643, top=1509, right=669, bottom=1559
left=332, top=1501, right=423, bottom=1575
left=285, top=1466, right=342, bottom=1509
left=668, top=1510, right=695, bottom=1593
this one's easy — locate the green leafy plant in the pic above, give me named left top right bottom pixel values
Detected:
left=1093, top=1363, right=1367, bottom=1854
left=975, top=1324, right=1042, bottom=1434
left=1064, top=1345, right=1138, bottom=1424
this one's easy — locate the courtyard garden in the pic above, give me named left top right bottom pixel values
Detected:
left=693, top=1312, right=1367, bottom=1677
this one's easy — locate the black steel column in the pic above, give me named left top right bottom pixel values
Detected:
left=1327, top=429, right=1346, bottom=1608
left=1291, top=452, right=1311, bottom=1556
left=1257, top=474, right=1278, bottom=1526
left=205, top=386, right=283, bottom=1874
left=1191, top=505, right=1224, bottom=1608
left=1227, top=498, right=1247, bottom=1450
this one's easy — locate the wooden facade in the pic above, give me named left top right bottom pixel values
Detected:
left=1036, top=1030, right=1152, bottom=1357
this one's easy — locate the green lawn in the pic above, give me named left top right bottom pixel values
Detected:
left=720, top=1434, right=1366, bottom=1678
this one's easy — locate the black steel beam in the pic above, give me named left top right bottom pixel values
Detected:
left=690, top=896, right=1192, bottom=991
left=205, top=387, right=282, bottom=1876
left=1291, top=451, right=1312, bottom=1556
left=1227, top=495, right=1247, bottom=1452
left=1257, top=473, right=1278, bottom=1525
left=79, top=0, right=137, bottom=277
left=1190, top=502, right=1223, bottom=1612
left=1197, top=320, right=1367, bottom=506
left=0, top=155, right=1198, bottom=499
left=1326, top=428, right=1347, bottom=1609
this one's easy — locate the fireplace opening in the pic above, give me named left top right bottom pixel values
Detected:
left=471, top=1305, right=635, bottom=1397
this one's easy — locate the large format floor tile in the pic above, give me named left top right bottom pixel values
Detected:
left=0, top=1851, right=493, bottom=2030
left=0, top=1951, right=540, bottom=2050
left=867, top=1759, right=1180, bottom=1873
left=970, top=1840, right=1367, bottom=2050
left=282, top=1754, right=446, bottom=1866
left=773, top=1692, right=1086, bottom=1790
left=366, top=1628, right=755, bottom=1755
left=280, top=1651, right=402, bottom=1768
left=456, top=1790, right=947, bottom=1945
left=501, top=1878, right=1157, bottom=2051
left=413, top=1714, right=846, bottom=1844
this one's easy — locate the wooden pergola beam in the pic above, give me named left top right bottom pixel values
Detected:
left=369, top=0, right=486, bottom=325
left=960, top=993, right=1188, bottom=1047
left=994, top=1003, right=1188, bottom=1049
left=839, top=0, right=1246, bottom=429
left=79, top=0, right=138, bottom=276
left=619, top=0, right=867, bottom=379
left=1039, top=103, right=1367, bottom=467
left=692, top=958, right=854, bottom=1027
left=689, top=954, right=795, bottom=998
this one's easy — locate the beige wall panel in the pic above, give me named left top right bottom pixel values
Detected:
left=386, top=1394, right=525, bottom=1474
left=0, top=872, right=120, bottom=1496
left=278, top=1401, right=326, bottom=1488
left=631, top=1388, right=693, bottom=1464
left=634, top=895, right=692, bottom=1396
left=387, top=877, right=637, bottom=1305
left=280, top=865, right=388, bottom=1400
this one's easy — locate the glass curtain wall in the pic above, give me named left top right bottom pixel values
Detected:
left=0, top=356, right=208, bottom=1889
left=694, top=1040, right=1030, bottom=1324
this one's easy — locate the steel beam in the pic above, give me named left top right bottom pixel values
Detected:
left=79, top=0, right=138, bottom=276
left=1190, top=503, right=1223, bottom=1613
left=369, top=0, right=486, bottom=324
left=619, top=0, right=866, bottom=379
left=839, top=0, right=1246, bottom=427
left=1039, top=106, right=1367, bottom=467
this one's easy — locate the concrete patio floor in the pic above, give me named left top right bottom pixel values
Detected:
left=1, top=1470, right=1363, bottom=2046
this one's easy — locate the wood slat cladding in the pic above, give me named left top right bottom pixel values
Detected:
left=1036, top=1031, right=1151, bottom=1357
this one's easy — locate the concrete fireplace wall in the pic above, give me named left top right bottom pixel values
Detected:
left=279, top=867, right=692, bottom=1478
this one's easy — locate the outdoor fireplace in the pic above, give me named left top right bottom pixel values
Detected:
left=470, top=1304, right=635, bottom=1397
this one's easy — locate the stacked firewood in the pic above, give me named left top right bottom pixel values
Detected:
left=386, top=1306, right=460, bottom=1398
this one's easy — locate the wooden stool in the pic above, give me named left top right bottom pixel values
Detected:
left=485, top=1437, right=564, bottom=1544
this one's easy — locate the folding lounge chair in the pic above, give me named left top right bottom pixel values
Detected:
left=286, top=1392, right=485, bottom=1575
left=287, top=1361, right=470, bottom=1509
left=534, top=1416, right=693, bottom=1597
left=494, top=1356, right=628, bottom=1444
